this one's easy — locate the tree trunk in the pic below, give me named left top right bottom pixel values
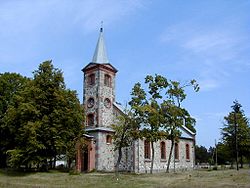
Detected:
left=53, top=156, right=56, bottom=169
left=115, top=146, right=123, bottom=177
left=37, top=162, right=40, bottom=170
left=49, top=158, right=53, bottom=169
left=150, top=141, right=154, bottom=174
left=68, top=158, right=72, bottom=169
left=115, top=129, right=127, bottom=176
left=166, top=139, right=174, bottom=173
left=240, top=154, right=243, bottom=168
left=230, top=162, right=233, bottom=169
left=42, top=159, right=48, bottom=171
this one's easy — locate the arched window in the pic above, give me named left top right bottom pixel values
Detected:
left=106, top=135, right=112, bottom=144
left=160, top=141, right=166, bottom=159
left=87, top=114, right=94, bottom=126
left=144, top=140, right=151, bottom=159
left=104, top=98, right=111, bottom=108
left=104, top=74, right=111, bottom=87
left=186, top=144, right=190, bottom=160
left=174, top=143, right=179, bottom=160
left=88, top=74, right=95, bottom=85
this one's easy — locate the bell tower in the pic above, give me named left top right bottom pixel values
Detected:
left=82, top=27, right=117, bottom=129
left=82, top=27, right=118, bottom=171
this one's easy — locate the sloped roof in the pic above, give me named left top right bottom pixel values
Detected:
left=81, top=62, right=117, bottom=73
left=113, top=102, right=195, bottom=138
left=92, top=27, right=109, bottom=64
left=180, top=125, right=196, bottom=136
left=113, top=102, right=125, bottom=115
left=82, top=27, right=118, bottom=73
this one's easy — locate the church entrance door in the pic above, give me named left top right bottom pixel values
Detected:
left=83, top=150, right=88, bottom=171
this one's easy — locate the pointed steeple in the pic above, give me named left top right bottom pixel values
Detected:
left=82, top=25, right=117, bottom=73
left=92, top=27, right=109, bottom=64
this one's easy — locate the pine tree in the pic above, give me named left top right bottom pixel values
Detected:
left=221, top=101, right=250, bottom=169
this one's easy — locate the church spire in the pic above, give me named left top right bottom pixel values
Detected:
left=92, top=25, right=109, bottom=64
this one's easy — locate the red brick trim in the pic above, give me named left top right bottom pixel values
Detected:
left=82, top=63, right=117, bottom=74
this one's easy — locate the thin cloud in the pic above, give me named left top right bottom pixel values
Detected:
left=184, top=33, right=236, bottom=58
left=0, top=0, right=146, bottom=36
left=204, top=112, right=227, bottom=119
left=192, top=115, right=202, bottom=122
left=73, top=0, right=146, bottom=32
left=0, top=0, right=147, bottom=75
left=160, top=22, right=248, bottom=62
left=199, top=79, right=219, bottom=91
left=160, top=19, right=250, bottom=92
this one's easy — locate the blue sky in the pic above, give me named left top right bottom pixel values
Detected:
left=1, top=0, right=250, bottom=148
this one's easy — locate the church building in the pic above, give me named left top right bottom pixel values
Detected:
left=76, top=27, right=196, bottom=173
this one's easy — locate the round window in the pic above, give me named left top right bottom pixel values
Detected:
left=87, top=98, right=95, bottom=108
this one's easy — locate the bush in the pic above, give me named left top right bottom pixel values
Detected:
left=221, top=164, right=226, bottom=170
left=69, top=169, right=80, bottom=175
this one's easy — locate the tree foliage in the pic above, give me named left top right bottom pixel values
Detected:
left=129, top=75, right=169, bottom=173
left=129, top=74, right=198, bottom=173
left=0, top=72, right=29, bottom=167
left=221, top=100, right=250, bottom=168
left=2, top=61, right=83, bottom=169
left=195, top=145, right=210, bottom=164
left=216, top=142, right=232, bottom=165
left=111, top=109, right=138, bottom=174
left=162, top=79, right=198, bottom=172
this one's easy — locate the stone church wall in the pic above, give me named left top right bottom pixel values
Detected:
left=84, top=71, right=98, bottom=127
left=95, top=131, right=115, bottom=171
left=134, top=139, right=194, bottom=173
left=98, top=71, right=115, bottom=128
left=116, top=144, right=134, bottom=172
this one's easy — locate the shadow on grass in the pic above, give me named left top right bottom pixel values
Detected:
left=0, top=168, right=68, bottom=177
left=0, top=168, right=35, bottom=177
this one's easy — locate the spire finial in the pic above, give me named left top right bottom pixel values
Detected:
left=100, top=21, right=103, bottom=32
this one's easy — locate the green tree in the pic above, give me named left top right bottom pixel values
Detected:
left=4, top=61, right=83, bottom=169
left=129, top=75, right=198, bottom=173
left=221, top=101, right=250, bottom=169
left=216, top=142, right=232, bottom=165
left=111, top=109, right=138, bottom=175
left=162, top=80, right=198, bottom=172
left=195, top=145, right=209, bottom=164
left=129, top=75, right=169, bottom=174
left=0, top=72, right=29, bottom=167
left=58, top=89, right=84, bottom=169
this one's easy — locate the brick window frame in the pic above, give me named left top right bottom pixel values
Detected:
left=185, top=143, right=190, bottom=161
left=104, top=74, right=111, bottom=87
left=174, top=142, right=179, bottom=161
left=104, top=98, right=111, bottom=108
left=87, top=114, right=94, bottom=127
left=88, top=74, right=95, bottom=86
left=144, top=140, right=151, bottom=159
left=106, top=135, right=112, bottom=144
left=160, top=141, right=166, bottom=160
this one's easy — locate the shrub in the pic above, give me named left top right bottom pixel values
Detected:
left=69, top=169, right=80, bottom=175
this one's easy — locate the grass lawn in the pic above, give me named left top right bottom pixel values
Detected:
left=0, top=168, right=250, bottom=188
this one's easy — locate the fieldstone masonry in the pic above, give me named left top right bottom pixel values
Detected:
left=134, top=139, right=194, bottom=173
left=95, top=132, right=115, bottom=171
